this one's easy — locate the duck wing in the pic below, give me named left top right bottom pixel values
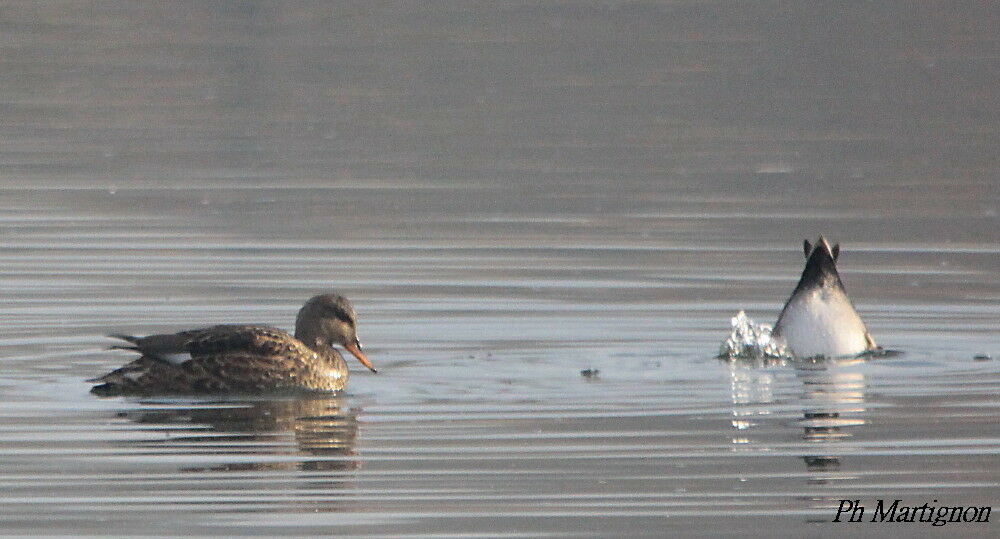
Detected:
left=109, top=325, right=304, bottom=365
left=184, top=325, right=309, bottom=362
left=91, top=325, right=316, bottom=394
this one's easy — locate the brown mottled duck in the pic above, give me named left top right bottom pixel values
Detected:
left=89, top=294, right=376, bottom=396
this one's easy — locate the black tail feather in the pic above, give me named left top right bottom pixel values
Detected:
left=90, top=382, right=121, bottom=396
left=108, top=334, right=141, bottom=352
left=108, top=333, right=140, bottom=344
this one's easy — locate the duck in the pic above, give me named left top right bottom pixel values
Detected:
left=772, top=237, right=878, bottom=358
left=89, top=293, right=376, bottom=396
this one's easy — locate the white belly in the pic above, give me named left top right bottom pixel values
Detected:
left=775, top=287, right=870, bottom=358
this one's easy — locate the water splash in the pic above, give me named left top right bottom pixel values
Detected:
left=719, top=310, right=789, bottom=359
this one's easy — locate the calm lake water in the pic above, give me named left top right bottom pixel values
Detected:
left=1, top=2, right=998, bottom=537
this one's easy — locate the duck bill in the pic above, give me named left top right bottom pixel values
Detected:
left=345, top=342, right=377, bottom=373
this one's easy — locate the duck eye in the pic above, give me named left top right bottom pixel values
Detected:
left=324, top=306, right=353, bottom=325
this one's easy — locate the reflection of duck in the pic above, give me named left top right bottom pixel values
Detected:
left=727, top=357, right=868, bottom=482
left=773, top=237, right=878, bottom=358
left=90, top=294, right=376, bottom=396
left=122, top=396, right=359, bottom=472
left=795, top=358, right=867, bottom=477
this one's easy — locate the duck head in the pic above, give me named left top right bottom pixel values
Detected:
left=295, top=293, right=377, bottom=373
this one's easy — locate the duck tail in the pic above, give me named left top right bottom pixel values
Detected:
left=108, top=334, right=141, bottom=352
left=87, top=361, right=148, bottom=394
left=89, top=382, right=125, bottom=396
left=108, top=333, right=140, bottom=344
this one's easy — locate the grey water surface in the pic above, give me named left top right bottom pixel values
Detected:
left=1, top=2, right=998, bottom=537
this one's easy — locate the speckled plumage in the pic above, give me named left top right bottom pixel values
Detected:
left=90, top=294, right=374, bottom=396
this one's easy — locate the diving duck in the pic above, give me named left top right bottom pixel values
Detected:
left=90, top=293, right=376, bottom=396
left=772, top=237, right=878, bottom=358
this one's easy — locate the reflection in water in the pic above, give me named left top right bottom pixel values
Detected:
left=795, top=359, right=867, bottom=478
left=728, top=356, right=869, bottom=507
left=728, top=356, right=783, bottom=437
left=115, top=396, right=359, bottom=473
